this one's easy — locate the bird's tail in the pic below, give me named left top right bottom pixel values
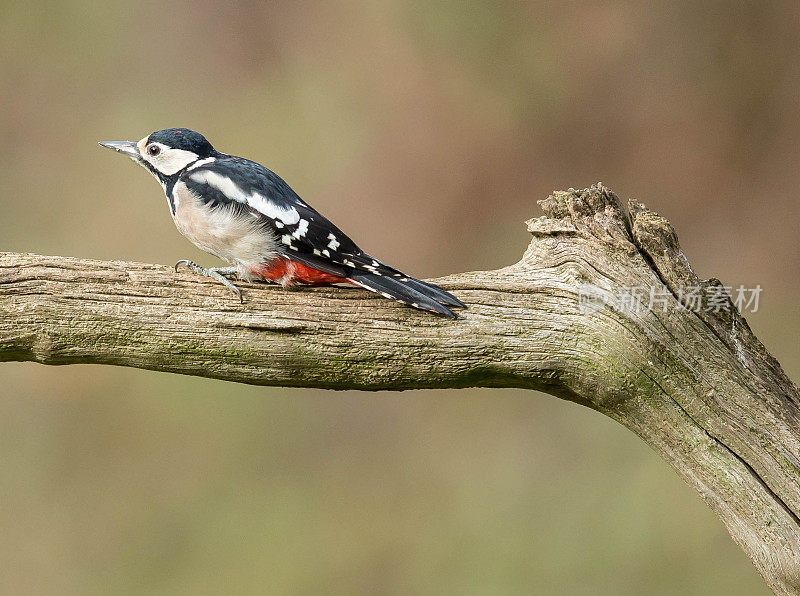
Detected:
left=394, top=276, right=466, bottom=309
left=347, top=272, right=462, bottom=318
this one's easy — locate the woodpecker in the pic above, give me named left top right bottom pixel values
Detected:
left=99, top=128, right=465, bottom=318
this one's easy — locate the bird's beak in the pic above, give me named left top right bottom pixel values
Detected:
left=98, top=140, right=140, bottom=160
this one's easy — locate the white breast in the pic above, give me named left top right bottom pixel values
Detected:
left=171, top=181, right=278, bottom=267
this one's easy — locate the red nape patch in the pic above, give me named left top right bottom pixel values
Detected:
left=249, top=257, right=348, bottom=286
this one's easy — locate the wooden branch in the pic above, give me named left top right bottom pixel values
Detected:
left=2, top=184, right=799, bottom=593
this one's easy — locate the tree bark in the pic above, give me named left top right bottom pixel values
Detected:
left=1, top=184, right=799, bottom=593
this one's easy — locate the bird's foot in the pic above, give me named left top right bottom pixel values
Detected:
left=174, top=260, right=243, bottom=302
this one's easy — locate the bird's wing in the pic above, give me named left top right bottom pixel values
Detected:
left=181, top=156, right=465, bottom=310
left=182, top=156, right=396, bottom=276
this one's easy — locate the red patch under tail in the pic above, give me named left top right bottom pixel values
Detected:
left=249, top=257, right=349, bottom=286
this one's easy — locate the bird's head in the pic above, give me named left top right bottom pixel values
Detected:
left=99, top=128, right=216, bottom=181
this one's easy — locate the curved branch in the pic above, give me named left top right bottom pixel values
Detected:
left=2, top=184, right=799, bottom=593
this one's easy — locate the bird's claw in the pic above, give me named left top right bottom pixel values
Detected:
left=173, top=260, right=244, bottom=302
left=174, top=259, right=195, bottom=272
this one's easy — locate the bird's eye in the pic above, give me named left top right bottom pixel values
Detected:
left=147, top=145, right=161, bottom=156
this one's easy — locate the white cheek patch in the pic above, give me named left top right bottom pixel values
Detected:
left=189, top=170, right=301, bottom=225
left=146, top=147, right=200, bottom=176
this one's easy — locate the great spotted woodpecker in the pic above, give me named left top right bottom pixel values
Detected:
left=99, top=128, right=465, bottom=318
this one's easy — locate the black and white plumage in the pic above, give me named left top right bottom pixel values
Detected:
left=99, top=128, right=465, bottom=318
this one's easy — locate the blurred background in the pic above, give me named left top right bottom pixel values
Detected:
left=2, top=1, right=798, bottom=593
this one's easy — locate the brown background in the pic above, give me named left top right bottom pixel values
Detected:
left=3, top=2, right=798, bottom=593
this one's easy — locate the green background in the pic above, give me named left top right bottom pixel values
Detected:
left=3, top=2, right=799, bottom=593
